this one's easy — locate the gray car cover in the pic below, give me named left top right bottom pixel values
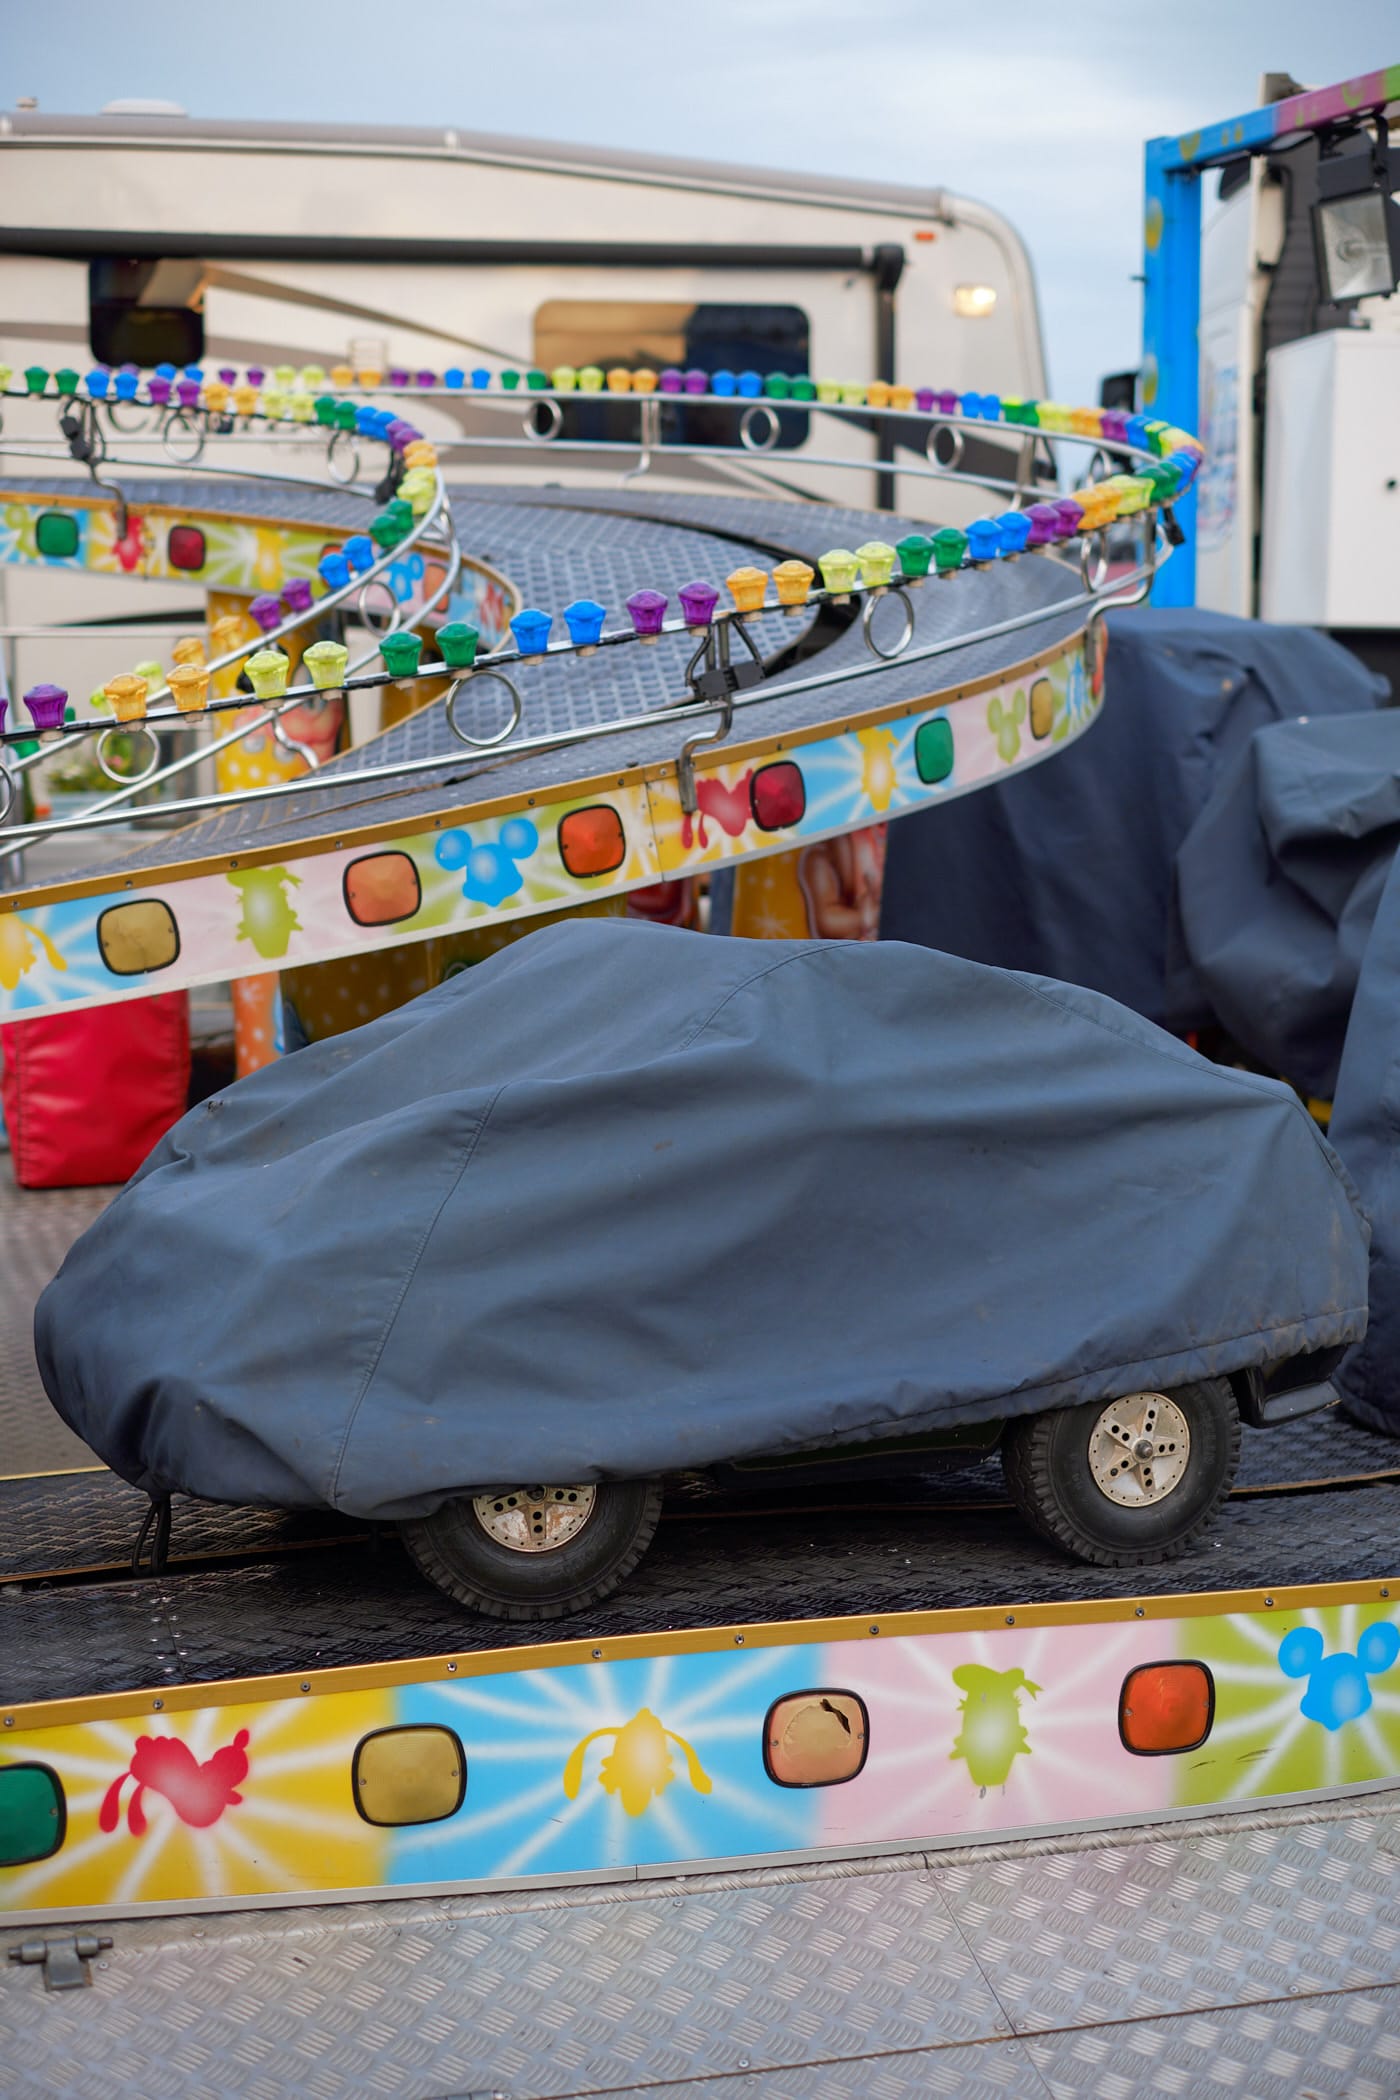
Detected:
left=880, top=609, right=1387, bottom=1030
left=1173, top=711, right=1400, bottom=1098
left=35, top=921, right=1369, bottom=1520
left=1329, top=851, right=1400, bottom=1435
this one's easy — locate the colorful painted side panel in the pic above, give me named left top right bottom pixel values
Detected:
left=0, top=638, right=1097, bottom=1022
left=3, top=1590, right=1398, bottom=1924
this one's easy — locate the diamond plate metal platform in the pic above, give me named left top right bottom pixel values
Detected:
left=4, top=1789, right=1398, bottom=2099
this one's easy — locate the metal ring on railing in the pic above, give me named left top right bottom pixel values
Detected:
left=0, top=762, right=16, bottom=828
left=96, top=723, right=162, bottom=786
left=739, top=403, right=781, bottom=453
left=445, top=670, right=524, bottom=750
left=1079, top=529, right=1111, bottom=593
left=524, top=396, right=563, bottom=442
left=326, top=431, right=361, bottom=485
left=105, top=400, right=156, bottom=439
left=927, top=422, right=965, bottom=471
left=161, top=409, right=205, bottom=466
left=356, top=576, right=399, bottom=637
left=861, top=585, right=916, bottom=661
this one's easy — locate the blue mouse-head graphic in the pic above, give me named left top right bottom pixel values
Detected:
left=1278, top=1621, right=1400, bottom=1731
left=435, top=817, right=539, bottom=907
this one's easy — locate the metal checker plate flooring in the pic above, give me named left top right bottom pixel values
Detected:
left=0, top=478, right=1085, bottom=892
left=3, top=1789, right=1399, bottom=2098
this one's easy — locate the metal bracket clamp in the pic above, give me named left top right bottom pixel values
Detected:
left=8, top=1935, right=112, bottom=1991
left=676, top=619, right=765, bottom=812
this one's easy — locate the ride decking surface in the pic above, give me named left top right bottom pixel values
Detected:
left=4, top=1178, right=1399, bottom=1710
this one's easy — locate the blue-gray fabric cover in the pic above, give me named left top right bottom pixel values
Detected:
left=1173, top=711, right=1400, bottom=1097
left=1328, top=852, right=1400, bottom=1433
left=35, top=920, right=1370, bottom=1519
left=880, top=608, right=1388, bottom=1032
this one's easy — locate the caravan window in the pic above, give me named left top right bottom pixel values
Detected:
left=532, top=300, right=810, bottom=449
left=89, top=259, right=205, bottom=369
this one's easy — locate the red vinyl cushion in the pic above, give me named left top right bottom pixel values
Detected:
left=1, top=995, right=190, bottom=1189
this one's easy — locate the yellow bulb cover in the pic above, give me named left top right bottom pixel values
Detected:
left=818, top=548, right=860, bottom=593
left=606, top=367, right=633, bottom=393
left=631, top=368, right=659, bottom=393
left=245, top=648, right=291, bottom=700
left=772, top=560, right=815, bottom=607
left=840, top=383, right=867, bottom=406
left=303, top=640, right=350, bottom=690
left=330, top=364, right=355, bottom=388
left=104, top=673, right=148, bottom=723
left=816, top=379, right=842, bottom=403
left=356, top=367, right=383, bottom=388
left=855, top=540, right=897, bottom=587
left=289, top=392, right=315, bottom=422
left=866, top=381, right=892, bottom=410
left=889, top=385, right=914, bottom=412
left=232, top=385, right=259, bottom=416
left=725, top=566, right=769, bottom=614
left=578, top=366, right=605, bottom=392
left=167, top=664, right=210, bottom=713
left=171, top=635, right=207, bottom=669
left=551, top=365, right=578, bottom=391
left=272, top=364, right=296, bottom=388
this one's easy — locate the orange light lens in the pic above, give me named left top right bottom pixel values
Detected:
left=1119, top=1662, right=1214, bottom=1754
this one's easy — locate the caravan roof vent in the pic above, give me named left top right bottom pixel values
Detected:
left=100, top=100, right=189, bottom=117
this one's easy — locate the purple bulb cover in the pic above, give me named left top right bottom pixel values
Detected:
left=678, top=581, right=719, bottom=627
left=1100, top=409, right=1129, bottom=444
left=218, top=366, right=238, bottom=386
left=1025, top=503, right=1060, bottom=548
left=684, top=368, right=708, bottom=395
left=416, top=370, right=436, bottom=388
left=24, top=683, right=68, bottom=732
left=388, top=367, right=409, bottom=389
left=249, top=593, right=283, bottom=631
left=658, top=369, right=684, bottom=395
left=246, top=366, right=265, bottom=386
left=936, top=391, right=959, bottom=416
left=176, top=379, right=200, bottom=408
left=148, top=377, right=172, bottom=406
left=625, top=589, right=668, bottom=635
left=1052, top=498, right=1084, bottom=538
left=281, top=578, right=314, bottom=614
left=914, top=387, right=936, bottom=414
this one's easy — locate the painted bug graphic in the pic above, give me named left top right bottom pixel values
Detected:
left=99, top=1729, right=251, bottom=1837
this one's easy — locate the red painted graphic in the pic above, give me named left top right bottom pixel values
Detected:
left=680, top=773, right=754, bottom=851
left=99, top=1729, right=251, bottom=1836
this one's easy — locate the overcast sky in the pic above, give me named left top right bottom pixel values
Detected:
left=4, top=2, right=1395, bottom=406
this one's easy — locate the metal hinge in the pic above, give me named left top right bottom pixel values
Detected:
left=8, top=1934, right=112, bottom=1990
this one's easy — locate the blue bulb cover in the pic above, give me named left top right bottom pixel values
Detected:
left=509, top=608, right=553, bottom=655
left=343, top=534, right=375, bottom=575
left=1125, top=414, right=1151, bottom=449
left=183, top=366, right=204, bottom=384
left=444, top=367, right=466, bottom=389
left=711, top=370, right=737, bottom=397
left=980, top=393, right=1002, bottom=421
left=959, top=392, right=983, bottom=420
left=995, top=510, right=1032, bottom=555
left=154, top=362, right=177, bottom=382
left=114, top=371, right=139, bottom=400
left=85, top=369, right=110, bottom=399
left=355, top=405, right=380, bottom=435
left=470, top=367, right=492, bottom=390
left=966, top=519, right=1002, bottom=561
left=563, top=599, right=607, bottom=647
left=737, top=370, right=763, bottom=398
left=318, top=552, right=352, bottom=590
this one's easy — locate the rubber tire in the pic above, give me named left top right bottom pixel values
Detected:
left=399, top=1480, right=664, bottom=1621
left=1001, top=1378, right=1241, bottom=1568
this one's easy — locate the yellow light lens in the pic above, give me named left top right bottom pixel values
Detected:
left=952, top=284, right=998, bottom=319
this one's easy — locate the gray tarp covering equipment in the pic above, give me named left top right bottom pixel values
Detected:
left=35, top=921, right=1370, bottom=1521
left=1173, top=711, right=1400, bottom=1098
left=880, top=608, right=1388, bottom=1030
left=1329, top=852, right=1400, bottom=1434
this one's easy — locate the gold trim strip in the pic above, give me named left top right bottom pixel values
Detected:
left=1, top=626, right=1084, bottom=912
left=4, top=1569, right=1393, bottom=1735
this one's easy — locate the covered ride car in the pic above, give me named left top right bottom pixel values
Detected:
left=36, top=920, right=1370, bottom=1618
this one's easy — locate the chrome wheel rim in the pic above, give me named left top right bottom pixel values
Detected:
left=1088, top=1394, right=1190, bottom=1508
left=471, top=1485, right=597, bottom=1553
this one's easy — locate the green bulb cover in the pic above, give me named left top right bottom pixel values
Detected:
left=896, top=534, right=935, bottom=579
left=380, top=632, right=423, bottom=677
left=437, top=622, right=480, bottom=669
left=932, top=527, right=969, bottom=574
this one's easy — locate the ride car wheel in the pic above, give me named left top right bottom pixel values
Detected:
left=399, top=1480, right=664, bottom=1621
left=1001, top=1379, right=1241, bottom=1567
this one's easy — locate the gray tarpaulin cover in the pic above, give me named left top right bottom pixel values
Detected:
left=35, top=921, right=1369, bottom=1520
left=1173, top=710, right=1400, bottom=1097
left=1329, top=852, right=1400, bottom=1433
left=880, top=609, right=1387, bottom=1029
